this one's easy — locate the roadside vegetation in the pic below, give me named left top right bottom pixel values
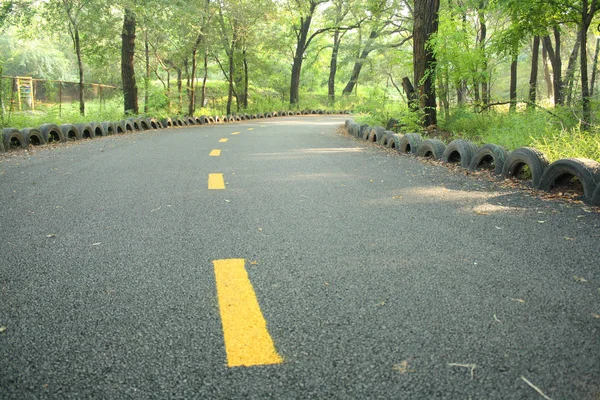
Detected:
left=0, top=0, right=599, bottom=162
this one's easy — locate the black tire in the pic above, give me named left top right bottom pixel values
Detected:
left=91, top=123, right=106, bottom=137
left=114, top=121, right=126, bottom=134
left=185, top=116, right=196, bottom=125
left=2, top=128, right=26, bottom=150
left=397, top=133, right=423, bottom=154
left=360, top=125, right=372, bottom=140
left=21, top=128, right=46, bottom=146
left=172, top=117, right=185, bottom=126
left=345, top=119, right=353, bottom=129
left=441, top=139, right=478, bottom=167
left=127, top=118, right=141, bottom=131
left=161, top=117, right=173, bottom=128
left=469, top=144, right=509, bottom=175
left=120, top=120, right=135, bottom=132
left=591, top=184, right=600, bottom=206
left=140, top=118, right=155, bottom=131
left=538, top=158, right=600, bottom=202
left=75, top=124, right=94, bottom=139
left=388, top=133, right=403, bottom=149
left=101, top=122, right=116, bottom=135
left=416, top=139, right=446, bottom=159
left=39, top=123, right=65, bottom=143
left=208, top=116, right=216, bottom=124
left=368, top=126, right=385, bottom=144
left=381, top=131, right=395, bottom=147
left=60, top=124, right=81, bottom=141
left=502, top=147, right=550, bottom=187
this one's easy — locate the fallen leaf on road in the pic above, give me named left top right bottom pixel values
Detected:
left=225, top=199, right=230, bottom=203
left=392, top=360, right=415, bottom=374
left=493, top=314, right=501, bottom=322
left=258, top=228, right=263, bottom=231
left=150, top=206, right=162, bottom=213
left=324, top=282, right=330, bottom=286
left=573, top=276, right=588, bottom=283
left=46, top=234, right=56, bottom=238
left=521, top=376, right=552, bottom=400
left=92, top=242, right=102, bottom=246
left=592, top=313, right=600, bottom=319
left=495, top=226, right=503, bottom=230
left=448, top=363, right=476, bottom=379
left=393, top=196, right=403, bottom=200
left=249, top=261, right=258, bottom=265
left=537, top=221, right=546, bottom=224
left=511, top=298, right=526, bottom=303
left=475, top=211, right=490, bottom=215
left=0, top=326, right=6, bottom=333
left=564, top=237, right=575, bottom=241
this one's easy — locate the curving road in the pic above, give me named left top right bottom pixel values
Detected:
left=0, top=116, right=599, bottom=399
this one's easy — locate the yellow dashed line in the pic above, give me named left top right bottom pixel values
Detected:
left=208, top=173, right=225, bottom=190
left=213, top=259, right=283, bottom=367
left=232, top=132, right=240, bottom=135
left=209, top=149, right=222, bottom=157
left=247, top=128, right=254, bottom=131
left=219, top=138, right=228, bottom=143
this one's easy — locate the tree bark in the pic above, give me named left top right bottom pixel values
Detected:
left=564, top=32, right=582, bottom=106
left=121, top=8, right=138, bottom=115
left=542, top=28, right=563, bottom=106
left=243, top=51, right=249, bottom=109
left=189, top=34, right=203, bottom=116
left=144, top=31, right=150, bottom=113
left=342, top=30, right=378, bottom=96
left=542, top=42, right=554, bottom=99
left=201, top=50, right=208, bottom=109
left=413, top=0, right=441, bottom=126
left=528, top=36, right=540, bottom=110
left=581, top=0, right=597, bottom=127
left=290, top=5, right=316, bottom=107
left=477, top=3, right=488, bottom=107
left=328, top=30, right=341, bottom=104
left=590, top=37, right=600, bottom=96
left=402, top=76, right=419, bottom=111
left=509, top=52, right=518, bottom=113
left=73, top=26, right=85, bottom=116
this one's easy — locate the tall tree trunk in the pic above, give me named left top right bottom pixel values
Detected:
left=201, top=50, right=208, bottom=109
left=189, top=34, right=203, bottom=116
left=542, top=41, right=554, bottom=99
left=290, top=12, right=314, bottom=106
left=457, top=80, right=467, bottom=105
left=227, top=42, right=235, bottom=115
left=413, top=0, right=440, bottom=126
left=509, top=52, right=518, bottom=113
left=328, top=30, right=341, bottom=104
left=342, top=30, right=378, bottom=95
left=528, top=36, right=540, bottom=110
left=243, top=51, right=249, bottom=109
left=144, top=31, right=150, bottom=113
left=121, top=8, right=138, bottom=115
left=176, top=66, right=182, bottom=111
left=590, top=37, right=600, bottom=96
left=543, top=28, right=563, bottom=106
left=73, top=26, right=85, bottom=116
left=477, top=4, right=488, bottom=106
left=564, top=32, right=582, bottom=106
left=581, top=0, right=597, bottom=127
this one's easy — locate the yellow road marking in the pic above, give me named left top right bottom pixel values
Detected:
left=213, top=259, right=283, bottom=367
left=208, top=173, right=225, bottom=190
left=247, top=128, right=254, bottom=131
left=232, top=131, right=240, bottom=135
left=219, top=138, right=228, bottom=143
left=209, top=149, right=222, bottom=157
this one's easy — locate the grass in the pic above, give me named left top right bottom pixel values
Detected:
left=356, top=103, right=600, bottom=162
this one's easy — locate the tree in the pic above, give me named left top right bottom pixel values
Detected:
left=122, top=8, right=138, bottom=114
left=413, top=0, right=440, bottom=126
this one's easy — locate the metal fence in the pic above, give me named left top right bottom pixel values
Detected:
left=0, top=76, right=121, bottom=117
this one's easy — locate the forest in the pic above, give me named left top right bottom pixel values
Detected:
left=1, top=0, right=599, bottom=161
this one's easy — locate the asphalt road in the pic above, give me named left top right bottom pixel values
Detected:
left=1, top=116, right=599, bottom=399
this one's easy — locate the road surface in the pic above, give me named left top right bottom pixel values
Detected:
left=1, top=116, right=599, bottom=399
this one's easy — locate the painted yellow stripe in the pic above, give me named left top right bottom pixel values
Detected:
left=219, top=138, right=228, bottom=143
left=208, top=173, right=225, bottom=190
left=209, top=149, right=222, bottom=157
left=231, top=131, right=240, bottom=135
left=247, top=128, right=254, bottom=131
left=213, top=259, right=283, bottom=367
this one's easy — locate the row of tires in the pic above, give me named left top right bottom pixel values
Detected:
left=345, top=120, right=600, bottom=206
left=0, top=109, right=350, bottom=152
